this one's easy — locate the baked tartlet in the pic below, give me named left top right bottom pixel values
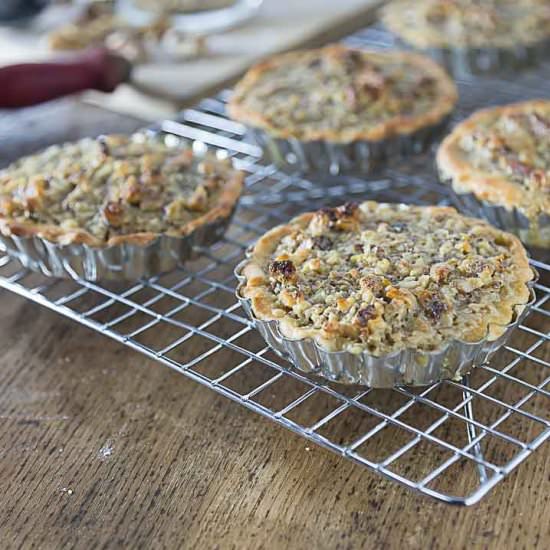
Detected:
left=228, top=45, right=457, bottom=175
left=437, top=100, right=550, bottom=249
left=0, top=134, right=243, bottom=280
left=236, top=201, right=534, bottom=386
left=382, top=0, right=550, bottom=74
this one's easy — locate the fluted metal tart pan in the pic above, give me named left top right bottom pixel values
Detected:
left=235, top=259, right=537, bottom=387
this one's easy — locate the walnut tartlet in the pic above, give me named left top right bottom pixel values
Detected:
left=382, top=0, right=550, bottom=50
left=437, top=100, right=550, bottom=248
left=382, top=0, right=550, bottom=73
left=228, top=45, right=457, bottom=174
left=236, top=202, right=534, bottom=385
left=0, top=134, right=243, bottom=280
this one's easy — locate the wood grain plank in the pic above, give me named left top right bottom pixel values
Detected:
left=0, top=291, right=548, bottom=550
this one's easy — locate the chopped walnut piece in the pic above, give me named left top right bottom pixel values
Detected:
left=120, top=175, right=141, bottom=206
left=458, top=257, right=495, bottom=277
left=24, top=177, right=48, bottom=212
left=385, top=286, right=416, bottom=307
left=340, top=202, right=359, bottom=216
left=360, top=275, right=388, bottom=296
left=356, top=67, right=386, bottom=93
left=316, top=202, right=359, bottom=232
left=165, top=197, right=189, bottom=222
left=430, top=262, right=452, bottom=283
left=185, top=185, right=209, bottom=212
left=269, top=260, right=297, bottom=282
left=312, top=235, right=333, bottom=250
left=341, top=49, right=363, bottom=69
left=418, top=290, right=447, bottom=321
left=102, top=201, right=125, bottom=228
left=355, top=304, right=377, bottom=327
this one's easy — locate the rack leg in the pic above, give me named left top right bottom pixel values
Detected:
left=461, top=374, right=489, bottom=484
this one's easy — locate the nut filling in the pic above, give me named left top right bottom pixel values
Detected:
left=241, top=202, right=532, bottom=356
left=228, top=45, right=457, bottom=143
left=437, top=100, right=550, bottom=247
left=0, top=134, right=243, bottom=247
left=382, top=0, right=550, bottom=49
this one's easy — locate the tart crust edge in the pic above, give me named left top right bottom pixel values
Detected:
left=436, top=99, right=550, bottom=212
left=0, top=166, right=244, bottom=249
left=228, top=44, right=458, bottom=143
left=240, top=203, right=533, bottom=352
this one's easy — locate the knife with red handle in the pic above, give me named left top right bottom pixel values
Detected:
left=0, top=48, right=132, bottom=108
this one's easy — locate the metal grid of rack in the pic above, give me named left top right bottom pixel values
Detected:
left=0, top=26, right=549, bottom=505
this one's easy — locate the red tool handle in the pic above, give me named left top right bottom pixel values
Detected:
left=0, top=48, right=131, bottom=108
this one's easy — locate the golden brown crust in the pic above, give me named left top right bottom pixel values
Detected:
left=0, top=136, right=244, bottom=249
left=437, top=99, right=550, bottom=213
left=228, top=45, right=457, bottom=143
left=0, top=172, right=242, bottom=248
left=240, top=202, right=532, bottom=354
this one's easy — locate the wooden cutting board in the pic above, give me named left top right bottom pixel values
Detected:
left=0, top=0, right=382, bottom=119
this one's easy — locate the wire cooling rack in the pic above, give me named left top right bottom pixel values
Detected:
left=0, top=26, right=549, bottom=505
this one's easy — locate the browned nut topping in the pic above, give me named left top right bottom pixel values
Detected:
left=312, top=235, right=333, bottom=250
left=355, top=305, right=377, bottom=327
left=243, top=201, right=532, bottom=357
left=103, top=201, right=125, bottom=227
left=121, top=176, right=141, bottom=205
left=418, top=290, right=447, bottom=321
left=229, top=45, right=457, bottom=147
left=340, top=202, right=359, bottom=217
left=0, top=134, right=243, bottom=247
left=389, top=222, right=407, bottom=233
left=318, top=202, right=359, bottom=231
left=430, top=263, right=452, bottom=283
left=24, top=177, right=48, bottom=211
left=269, top=260, right=296, bottom=281
left=185, top=186, right=209, bottom=212
left=360, top=275, right=387, bottom=295
left=437, top=100, right=550, bottom=235
left=0, top=197, right=18, bottom=217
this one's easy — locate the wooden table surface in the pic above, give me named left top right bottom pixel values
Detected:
left=0, top=100, right=549, bottom=550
